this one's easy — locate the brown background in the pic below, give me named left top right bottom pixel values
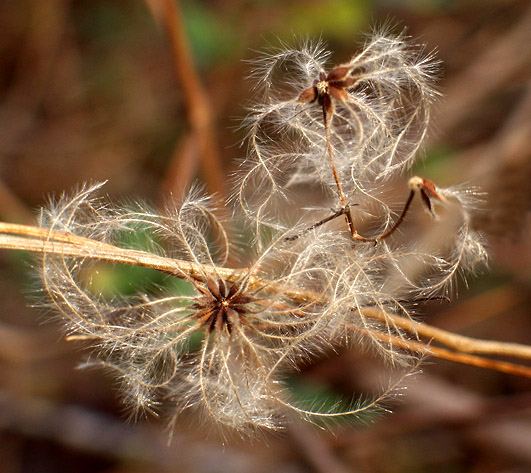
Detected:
left=0, top=1, right=529, bottom=472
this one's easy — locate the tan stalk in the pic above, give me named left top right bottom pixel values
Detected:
left=322, top=109, right=372, bottom=242
left=352, top=326, right=531, bottom=378
left=1, top=221, right=530, bottom=375
left=321, top=108, right=417, bottom=245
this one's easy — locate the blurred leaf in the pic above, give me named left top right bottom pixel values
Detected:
left=287, top=0, right=369, bottom=40
left=75, top=2, right=156, bottom=46
left=413, top=145, right=456, bottom=181
left=117, top=222, right=160, bottom=252
left=87, top=223, right=183, bottom=298
left=181, top=2, right=241, bottom=67
left=186, top=329, right=206, bottom=352
left=88, top=263, right=162, bottom=298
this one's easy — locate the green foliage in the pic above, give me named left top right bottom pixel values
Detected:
left=182, top=2, right=242, bottom=67
left=88, top=224, right=195, bottom=299
left=286, top=0, right=369, bottom=40
left=88, top=262, right=162, bottom=299
left=285, top=377, right=377, bottom=426
left=413, top=145, right=456, bottom=182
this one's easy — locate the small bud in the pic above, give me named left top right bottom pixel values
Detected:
left=409, top=176, right=446, bottom=218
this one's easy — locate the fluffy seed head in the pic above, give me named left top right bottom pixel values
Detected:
left=28, top=26, right=491, bottom=439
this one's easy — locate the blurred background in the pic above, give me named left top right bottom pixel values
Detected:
left=0, top=0, right=530, bottom=472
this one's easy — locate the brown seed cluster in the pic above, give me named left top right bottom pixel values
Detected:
left=297, top=66, right=358, bottom=116
left=191, top=278, right=253, bottom=334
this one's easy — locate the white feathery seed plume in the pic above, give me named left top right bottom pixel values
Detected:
left=24, top=27, right=491, bottom=438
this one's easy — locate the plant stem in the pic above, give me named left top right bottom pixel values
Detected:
left=147, top=0, right=227, bottom=201
left=1, top=221, right=531, bottom=372
left=376, top=190, right=415, bottom=243
left=322, top=108, right=416, bottom=244
left=361, top=307, right=531, bottom=360
left=323, top=108, right=372, bottom=242
left=355, top=326, right=531, bottom=378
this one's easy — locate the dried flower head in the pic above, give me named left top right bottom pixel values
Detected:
left=37, top=184, right=401, bottom=436
left=238, top=27, right=439, bottom=231
left=19, top=25, right=494, bottom=441
left=296, top=65, right=358, bottom=117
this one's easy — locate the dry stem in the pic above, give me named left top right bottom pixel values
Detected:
left=322, top=110, right=415, bottom=244
left=323, top=110, right=371, bottom=242
left=356, top=326, right=531, bottom=378
left=146, top=0, right=227, bottom=200
left=1, top=221, right=530, bottom=378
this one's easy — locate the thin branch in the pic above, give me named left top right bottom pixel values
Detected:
left=147, top=0, right=227, bottom=200
left=376, top=189, right=415, bottom=242
left=323, top=109, right=370, bottom=242
left=283, top=207, right=349, bottom=242
left=1, top=221, right=530, bottom=371
left=0, top=232, right=221, bottom=283
left=359, top=327, right=531, bottom=379
left=361, top=307, right=531, bottom=360
left=160, top=131, right=200, bottom=200
left=322, top=109, right=416, bottom=244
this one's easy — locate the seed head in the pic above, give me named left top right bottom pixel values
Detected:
left=27, top=25, right=491, bottom=441
left=239, top=27, right=440, bottom=230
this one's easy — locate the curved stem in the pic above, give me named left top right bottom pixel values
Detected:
left=322, top=107, right=415, bottom=245
left=322, top=107, right=373, bottom=242
left=376, top=189, right=415, bottom=243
